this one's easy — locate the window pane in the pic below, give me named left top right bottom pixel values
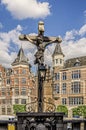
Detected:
left=6, top=78, right=10, bottom=84
left=62, top=98, right=67, bottom=105
left=72, top=70, right=81, bottom=79
left=15, top=87, right=19, bottom=96
left=1, top=88, right=6, bottom=96
left=54, top=73, right=60, bottom=80
left=69, top=97, right=83, bottom=105
left=15, top=99, right=19, bottom=104
left=21, top=99, right=26, bottom=104
left=22, top=69, right=26, bottom=74
left=2, top=108, right=5, bottom=115
left=14, top=78, right=19, bottom=85
left=21, top=87, right=26, bottom=95
left=2, top=99, right=6, bottom=104
left=53, top=83, right=59, bottom=94
left=7, top=108, right=11, bottom=115
left=62, top=83, right=66, bottom=94
left=21, top=78, right=26, bottom=84
left=71, top=82, right=80, bottom=94
left=62, top=72, right=67, bottom=80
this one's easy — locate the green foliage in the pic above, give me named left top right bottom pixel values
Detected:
left=13, top=104, right=26, bottom=114
left=56, top=105, right=68, bottom=115
left=72, top=105, right=86, bottom=118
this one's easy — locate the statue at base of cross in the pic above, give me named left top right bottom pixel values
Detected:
left=19, top=21, right=62, bottom=65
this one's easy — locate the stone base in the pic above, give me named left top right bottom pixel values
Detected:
left=17, top=112, right=64, bottom=130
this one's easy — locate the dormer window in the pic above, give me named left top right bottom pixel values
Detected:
left=74, top=59, right=80, bottom=66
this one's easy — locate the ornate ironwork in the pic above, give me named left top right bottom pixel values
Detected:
left=25, top=97, right=38, bottom=112
left=43, top=97, right=56, bottom=112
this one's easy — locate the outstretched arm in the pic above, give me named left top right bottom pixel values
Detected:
left=19, top=34, right=37, bottom=45
left=44, top=37, right=62, bottom=48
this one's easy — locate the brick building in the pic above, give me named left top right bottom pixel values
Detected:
left=52, top=42, right=86, bottom=111
left=1, top=42, right=86, bottom=115
left=0, top=47, right=36, bottom=115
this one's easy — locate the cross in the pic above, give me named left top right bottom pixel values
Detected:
left=19, top=21, right=62, bottom=65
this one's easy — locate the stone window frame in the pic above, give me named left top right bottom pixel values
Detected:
left=14, top=78, right=19, bottom=85
left=62, top=83, right=66, bottom=94
left=15, top=87, right=19, bottom=96
left=1, top=88, right=6, bottom=96
left=69, top=97, right=83, bottom=105
left=62, top=72, right=67, bottom=80
left=6, top=78, right=10, bottom=84
left=22, top=69, right=26, bottom=74
left=15, top=99, right=19, bottom=104
left=21, top=78, right=26, bottom=84
left=53, top=83, right=60, bottom=94
left=21, top=87, right=27, bottom=95
left=2, top=107, right=6, bottom=115
left=72, top=70, right=81, bottom=79
left=62, top=98, right=67, bottom=105
left=71, top=82, right=81, bottom=94
left=21, top=99, right=26, bottom=104
left=54, top=73, right=60, bottom=80
left=7, top=107, right=11, bottom=115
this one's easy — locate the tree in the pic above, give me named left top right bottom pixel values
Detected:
left=13, top=104, right=26, bottom=114
left=56, top=105, right=68, bottom=115
left=72, top=105, right=86, bottom=118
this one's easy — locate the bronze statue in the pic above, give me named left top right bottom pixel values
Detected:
left=19, top=21, right=62, bottom=65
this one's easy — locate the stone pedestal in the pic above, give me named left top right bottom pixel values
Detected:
left=17, top=112, right=64, bottom=130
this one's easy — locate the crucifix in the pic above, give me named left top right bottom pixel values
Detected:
left=19, top=21, right=62, bottom=112
left=19, top=21, right=62, bottom=65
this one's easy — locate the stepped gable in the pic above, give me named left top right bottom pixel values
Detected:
left=64, top=56, right=86, bottom=68
left=11, top=47, right=29, bottom=66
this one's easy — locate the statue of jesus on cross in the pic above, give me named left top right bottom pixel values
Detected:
left=19, top=21, right=62, bottom=65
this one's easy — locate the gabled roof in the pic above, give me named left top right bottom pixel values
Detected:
left=64, top=56, right=86, bottom=68
left=11, top=47, right=29, bottom=66
left=52, top=43, right=64, bottom=57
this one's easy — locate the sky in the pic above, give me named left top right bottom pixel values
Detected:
left=0, top=0, right=86, bottom=73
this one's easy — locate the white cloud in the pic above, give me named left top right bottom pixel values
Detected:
left=0, top=25, right=23, bottom=67
left=64, top=30, right=78, bottom=41
left=79, top=24, right=86, bottom=36
left=62, top=38, right=86, bottom=60
left=1, top=0, right=50, bottom=19
left=1, top=23, right=86, bottom=72
left=0, top=24, right=38, bottom=68
left=0, top=50, right=12, bottom=67
left=44, top=44, right=56, bottom=66
left=63, top=24, right=86, bottom=61
left=40, top=23, right=86, bottom=67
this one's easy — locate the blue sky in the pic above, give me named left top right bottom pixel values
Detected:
left=0, top=0, right=86, bottom=73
